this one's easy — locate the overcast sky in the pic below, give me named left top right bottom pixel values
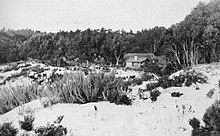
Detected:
left=0, top=0, right=210, bottom=32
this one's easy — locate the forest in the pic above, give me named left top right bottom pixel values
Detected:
left=0, top=0, right=220, bottom=71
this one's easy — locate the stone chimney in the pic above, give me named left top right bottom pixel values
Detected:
left=134, top=56, right=138, bottom=61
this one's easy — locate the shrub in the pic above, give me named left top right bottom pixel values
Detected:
left=0, top=84, right=46, bottom=114
left=35, top=124, right=67, bottom=136
left=171, top=92, right=183, bottom=97
left=158, top=76, right=172, bottom=89
left=140, top=73, right=155, bottom=81
left=2, top=64, right=19, bottom=72
left=189, top=118, right=204, bottom=136
left=132, top=78, right=143, bottom=85
left=184, top=70, right=208, bottom=87
left=41, top=97, right=61, bottom=108
left=150, top=90, right=161, bottom=102
left=29, top=66, right=44, bottom=73
left=0, top=122, right=18, bottom=136
left=116, top=94, right=132, bottom=105
left=47, top=71, right=132, bottom=105
left=203, top=100, right=220, bottom=132
left=189, top=117, right=201, bottom=129
left=146, top=70, right=208, bottom=91
left=19, top=115, right=35, bottom=131
left=124, top=81, right=132, bottom=87
left=142, top=62, right=163, bottom=76
left=146, top=82, right=160, bottom=91
left=189, top=100, right=220, bottom=136
left=0, top=71, right=132, bottom=115
left=206, top=89, right=215, bottom=98
left=53, top=115, right=64, bottom=124
left=17, top=105, right=36, bottom=116
left=103, top=89, right=132, bottom=105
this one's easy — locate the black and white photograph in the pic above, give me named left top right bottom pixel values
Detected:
left=0, top=0, right=220, bottom=136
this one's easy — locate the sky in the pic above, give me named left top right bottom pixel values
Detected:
left=0, top=0, right=211, bottom=32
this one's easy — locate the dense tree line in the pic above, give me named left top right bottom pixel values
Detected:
left=0, top=0, right=220, bottom=70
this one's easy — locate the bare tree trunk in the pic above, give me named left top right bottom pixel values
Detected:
left=116, top=57, right=120, bottom=66
left=182, top=42, right=189, bottom=68
left=114, top=50, right=122, bottom=66
left=171, top=45, right=182, bottom=68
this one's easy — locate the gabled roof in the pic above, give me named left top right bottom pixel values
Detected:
left=125, top=57, right=148, bottom=62
left=124, top=53, right=155, bottom=58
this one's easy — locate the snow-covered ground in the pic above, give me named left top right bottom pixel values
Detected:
left=0, top=62, right=220, bottom=136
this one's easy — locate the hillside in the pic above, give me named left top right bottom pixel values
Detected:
left=0, top=61, right=220, bottom=136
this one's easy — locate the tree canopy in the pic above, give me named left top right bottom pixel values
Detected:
left=0, top=0, right=219, bottom=70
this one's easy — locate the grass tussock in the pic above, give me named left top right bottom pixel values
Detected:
left=0, top=71, right=131, bottom=114
left=47, top=71, right=131, bottom=105
left=0, top=84, right=46, bottom=114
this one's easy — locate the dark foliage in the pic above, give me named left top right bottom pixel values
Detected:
left=132, top=78, right=143, bottom=86
left=142, top=64, right=163, bottom=77
left=124, top=81, right=132, bottom=86
left=1, top=0, right=220, bottom=68
left=146, top=82, right=160, bottom=91
left=53, top=115, right=64, bottom=124
left=150, top=90, right=161, bottom=102
left=146, top=70, right=207, bottom=91
left=0, top=122, right=18, bottom=136
left=19, top=115, right=35, bottom=131
left=206, top=89, right=215, bottom=98
left=116, top=94, right=132, bottom=105
left=189, top=117, right=201, bottom=129
left=171, top=92, right=183, bottom=97
left=140, top=73, right=155, bottom=81
left=189, top=100, right=220, bottom=136
left=35, top=124, right=67, bottom=136
left=184, top=70, right=208, bottom=87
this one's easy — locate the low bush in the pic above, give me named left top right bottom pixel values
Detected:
left=53, top=115, right=64, bottom=124
left=35, top=124, right=67, bottom=136
left=189, top=100, right=220, bottom=136
left=206, top=89, right=215, bottom=98
left=47, top=71, right=132, bottom=105
left=0, top=122, right=18, bottom=136
left=29, top=66, right=44, bottom=73
left=124, top=81, right=132, bottom=86
left=146, top=82, right=159, bottom=91
left=150, top=90, right=161, bottom=102
left=125, top=73, right=155, bottom=87
left=0, top=84, right=46, bottom=114
left=146, top=70, right=208, bottom=91
left=19, top=115, right=35, bottom=131
left=103, top=89, right=132, bottom=105
left=171, top=92, right=183, bottom=97
left=189, top=118, right=204, bottom=136
left=3, top=64, right=19, bottom=72
left=0, top=71, right=132, bottom=115
left=184, top=70, right=208, bottom=86
left=142, top=63, right=163, bottom=76
left=41, top=97, right=61, bottom=108
left=141, top=72, right=155, bottom=81
left=132, top=78, right=143, bottom=85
